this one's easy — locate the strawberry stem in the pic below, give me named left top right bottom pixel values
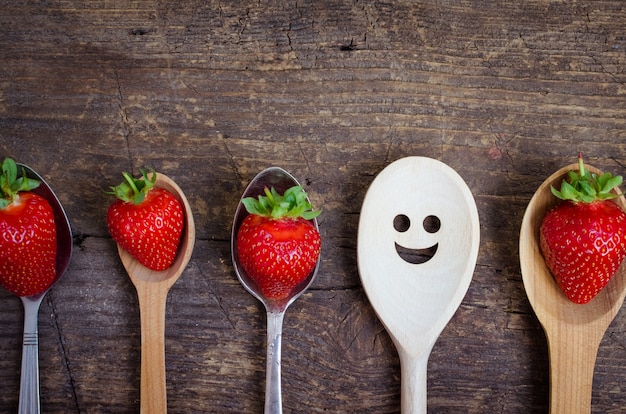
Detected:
left=578, top=152, right=586, bottom=177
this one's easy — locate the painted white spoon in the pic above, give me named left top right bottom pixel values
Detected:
left=357, top=156, right=480, bottom=413
left=520, top=163, right=626, bottom=413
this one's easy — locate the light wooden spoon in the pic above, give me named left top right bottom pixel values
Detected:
left=116, top=173, right=195, bottom=414
left=357, top=156, right=480, bottom=413
left=520, top=163, right=626, bottom=413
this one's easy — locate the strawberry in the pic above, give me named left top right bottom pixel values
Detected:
left=540, top=154, right=626, bottom=304
left=0, top=158, right=57, bottom=297
left=236, top=185, right=321, bottom=301
left=106, top=169, right=184, bottom=271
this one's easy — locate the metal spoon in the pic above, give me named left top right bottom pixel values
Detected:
left=116, top=173, right=195, bottom=414
left=520, top=163, right=626, bottom=413
left=357, top=157, right=480, bottom=413
left=231, top=167, right=321, bottom=414
left=15, top=163, right=72, bottom=414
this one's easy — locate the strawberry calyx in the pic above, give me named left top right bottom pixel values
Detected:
left=242, top=185, right=321, bottom=221
left=0, top=157, right=41, bottom=209
left=107, top=169, right=156, bottom=205
left=551, top=153, right=623, bottom=203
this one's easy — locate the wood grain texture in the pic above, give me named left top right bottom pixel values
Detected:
left=1, top=0, right=626, bottom=413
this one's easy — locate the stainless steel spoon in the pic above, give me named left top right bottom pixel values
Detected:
left=16, top=164, right=72, bottom=414
left=231, top=167, right=321, bottom=414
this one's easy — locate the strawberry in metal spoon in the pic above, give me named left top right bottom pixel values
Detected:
left=232, top=167, right=322, bottom=414
left=0, top=158, right=57, bottom=297
left=0, top=158, right=72, bottom=414
left=236, top=185, right=321, bottom=301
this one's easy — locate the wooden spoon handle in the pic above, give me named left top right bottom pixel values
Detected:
left=399, top=349, right=430, bottom=414
left=137, top=285, right=169, bottom=414
left=547, top=329, right=602, bottom=414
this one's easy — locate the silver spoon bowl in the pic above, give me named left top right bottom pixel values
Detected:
left=231, top=167, right=320, bottom=414
left=16, top=164, right=72, bottom=414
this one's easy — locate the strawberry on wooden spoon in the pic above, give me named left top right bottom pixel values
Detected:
left=236, top=185, right=321, bottom=301
left=0, top=157, right=57, bottom=297
left=540, top=154, right=626, bottom=304
left=107, top=169, right=184, bottom=271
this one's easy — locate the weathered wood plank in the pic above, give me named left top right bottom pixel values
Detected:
left=1, top=0, right=626, bottom=412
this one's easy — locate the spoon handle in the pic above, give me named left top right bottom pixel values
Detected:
left=547, top=328, right=602, bottom=414
left=265, top=310, right=286, bottom=414
left=136, top=286, right=169, bottom=414
left=19, top=296, right=44, bottom=414
left=399, top=349, right=430, bottom=414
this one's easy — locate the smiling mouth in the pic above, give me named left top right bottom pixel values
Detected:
left=395, top=242, right=439, bottom=264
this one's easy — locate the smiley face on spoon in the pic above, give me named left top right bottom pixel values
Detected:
left=393, top=213, right=441, bottom=265
left=359, top=158, right=477, bottom=300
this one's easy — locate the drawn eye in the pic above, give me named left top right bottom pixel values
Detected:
left=393, top=214, right=410, bottom=232
left=423, top=215, right=441, bottom=233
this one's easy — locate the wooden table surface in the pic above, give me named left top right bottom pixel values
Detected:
left=2, top=1, right=626, bottom=413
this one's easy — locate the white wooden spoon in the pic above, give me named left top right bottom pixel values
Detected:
left=520, top=163, right=626, bottom=413
left=357, top=156, right=480, bottom=414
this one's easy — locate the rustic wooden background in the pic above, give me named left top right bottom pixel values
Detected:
left=2, top=1, right=626, bottom=412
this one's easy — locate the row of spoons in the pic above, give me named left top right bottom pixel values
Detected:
left=12, top=157, right=626, bottom=414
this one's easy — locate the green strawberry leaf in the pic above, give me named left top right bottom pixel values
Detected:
left=106, top=168, right=157, bottom=204
left=579, top=180, right=596, bottom=198
left=0, top=158, right=41, bottom=209
left=242, top=185, right=321, bottom=220
left=552, top=154, right=622, bottom=203
left=598, top=174, right=623, bottom=197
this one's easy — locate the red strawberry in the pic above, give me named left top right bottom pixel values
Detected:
left=540, top=154, right=626, bottom=304
left=107, top=169, right=184, bottom=271
left=0, top=158, right=57, bottom=297
left=236, top=185, right=321, bottom=301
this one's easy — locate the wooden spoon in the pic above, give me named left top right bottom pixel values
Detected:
left=357, top=157, right=480, bottom=413
left=116, top=173, right=195, bottom=414
left=520, top=163, right=626, bottom=413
